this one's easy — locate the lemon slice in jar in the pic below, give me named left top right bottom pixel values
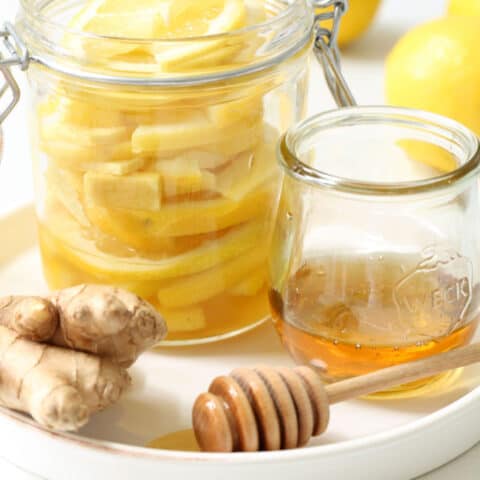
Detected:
left=46, top=168, right=90, bottom=228
left=41, top=141, right=134, bottom=169
left=85, top=186, right=271, bottom=242
left=156, top=245, right=266, bottom=308
left=131, top=111, right=262, bottom=155
left=96, top=0, right=170, bottom=15
left=77, top=158, right=146, bottom=176
left=153, top=0, right=248, bottom=71
left=68, top=0, right=104, bottom=31
left=69, top=0, right=248, bottom=71
left=159, top=307, right=207, bottom=333
left=68, top=0, right=168, bottom=57
left=84, top=171, right=163, bottom=211
left=150, top=158, right=217, bottom=198
left=229, top=269, right=266, bottom=296
left=42, top=205, right=266, bottom=282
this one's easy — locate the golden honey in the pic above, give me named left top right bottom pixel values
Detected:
left=147, top=430, right=199, bottom=452
left=270, top=255, right=479, bottom=387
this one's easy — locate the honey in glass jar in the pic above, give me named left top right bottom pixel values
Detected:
left=270, top=107, right=480, bottom=388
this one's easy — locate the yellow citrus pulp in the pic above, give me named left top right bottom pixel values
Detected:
left=385, top=17, right=480, bottom=172
left=36, top=0, right=289, bottom=341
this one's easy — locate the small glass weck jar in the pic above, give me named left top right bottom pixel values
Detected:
left=270, top=106, right=480, bottom=389
left=0, top=0, right=349, bottom=344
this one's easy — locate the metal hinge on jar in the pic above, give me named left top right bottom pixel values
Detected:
left=311, top=0, right=356, bottom=107
left=0, top=22, right=29, bottom=124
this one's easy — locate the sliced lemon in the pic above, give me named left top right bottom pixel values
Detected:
left=84, top=171, right=163, bottom=211
left=86, top=187, right=272, bottom=241
left=40, top=114, right=129, bottom=147
left=37, top=96, right=61, bottom=118
left=208, top=92, right=263, bottom=127
left=41, top=142, right=99, bottom=168
left=77, top=157, right=146, bottom=176
left=161, top=307, right=207, bottom=333
left=46, top=169, right=89, bottom=227
left=43, top=205, right=265, bottom=282
left=56, top=77, right=252, bottom=112
left=132, top=112, right=262, bottom=155
left=229, top=269, right=266, bottom=296
left=39, top=224, right=161, bottom=298
left=200, top=123, right=263, bottom=158
left=41, top=141, right=134, bottom=170
left=160, top=150, right=230, bottom=171
left=84, top=13, right=163, bottom=38
left=69, top=0, right=166, bottom=57
left=68, top=0, right=104, bottom=31
left=96, top=0, right=169, bottom=15
left=157, top=245, right=266, bottom=308
left=153, top=0, right=247, bottom=71
left=213, top=142, right=278, bottom=201
left=175, top=43, right=243, bottom=72
left=150, top=158, right=216, bottom=197
left=39, top=240, right=87, bottom=290
left=57, top=99, right=125, bottom=128
left=245, top=1, right=267, bottom=25
left=162, top=0, right=237, bottom=37
left=70, top=0, right=248, bottom=69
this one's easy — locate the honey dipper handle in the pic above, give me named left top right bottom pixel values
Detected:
left=325, top=342, right=480, bottom=404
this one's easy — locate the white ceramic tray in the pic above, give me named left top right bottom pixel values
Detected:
left=0, top=206, right=479, bottom=480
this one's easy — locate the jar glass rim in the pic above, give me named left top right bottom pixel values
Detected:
left=19, top=0, right=304, bottom=43
left=17, top=0, right=313, bottom=86
left=279, top=106, right=480, bottom=196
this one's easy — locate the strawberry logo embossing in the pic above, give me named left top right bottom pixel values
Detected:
left=393, top=246, right=472, bottom=339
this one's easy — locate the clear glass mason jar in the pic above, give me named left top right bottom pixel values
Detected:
left=7, top=0, right=321, bottom=344
left=270, top=106, right=480, bottom=386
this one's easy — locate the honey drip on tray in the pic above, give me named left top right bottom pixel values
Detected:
left=147, top=429, right=200, bottom=452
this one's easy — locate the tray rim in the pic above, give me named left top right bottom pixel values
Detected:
left=0, top=384, right=479, bottom=463
left=0, top=204, right=479, bottom=465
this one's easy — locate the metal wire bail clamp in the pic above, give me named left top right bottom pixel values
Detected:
left=312, top=0, right=357, bottom=107
left=0, top=22, right=29, bottom=125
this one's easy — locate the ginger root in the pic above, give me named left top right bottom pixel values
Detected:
left=0, top=325, right=130, bottom=431
left=50, top=285, right=167, bottom=368
left=0, top=285, right=167, bottom=431
left=0, top=285, right=167, bottom=367
left=0, top=296, right=58, bottom=342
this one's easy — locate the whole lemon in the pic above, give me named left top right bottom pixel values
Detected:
left=385, top=17, right=480, bottom=136
left=318, top=0, right=382, bottom=48
left=448, top=0, right=480, bottom=16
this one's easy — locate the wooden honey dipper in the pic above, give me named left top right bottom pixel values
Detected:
left=192, top=342, right=480, bottom=452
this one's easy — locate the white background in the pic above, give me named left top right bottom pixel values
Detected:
left=0, top=0, right=479, bottom=478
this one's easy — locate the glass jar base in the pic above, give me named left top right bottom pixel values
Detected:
left=363, top=368, right=464, bottom=400
left=153, top=316, right=268, bottom=347
left=315, top=368, right=464, bottom=400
